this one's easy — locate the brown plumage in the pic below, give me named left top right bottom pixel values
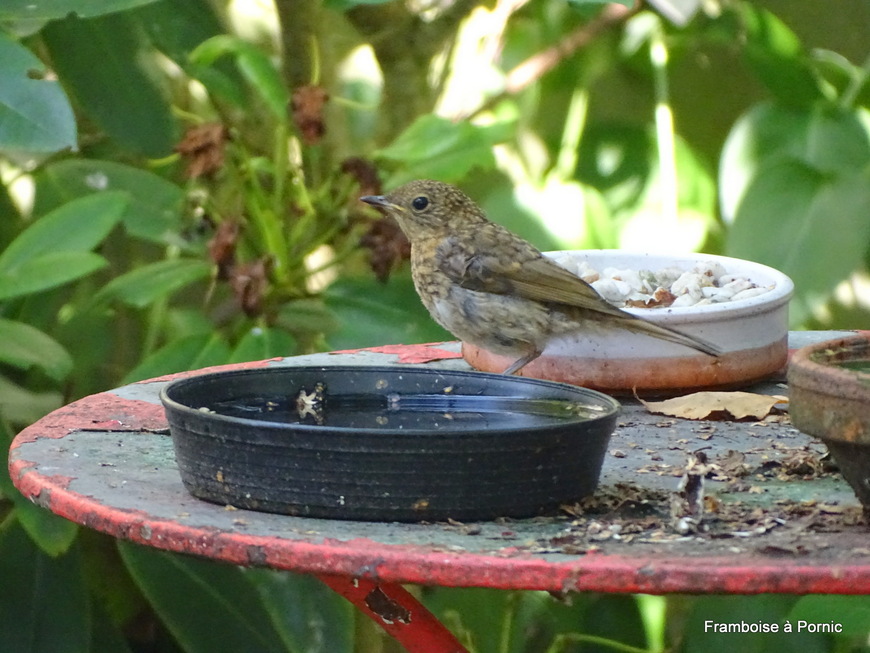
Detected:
left=362, top=180, right=720, bottom=375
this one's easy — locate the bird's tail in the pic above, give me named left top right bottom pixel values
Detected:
left=625, top=316, right=721, bottom=357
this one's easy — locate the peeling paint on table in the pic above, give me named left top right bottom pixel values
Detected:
left=8, top=333, right=870, bottom=652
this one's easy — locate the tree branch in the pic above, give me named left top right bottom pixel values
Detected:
left=466, top=2, right=639, bottom=120
left=274, top=0, right=324, bottom=89
left=346, top=0, right=479, bottom=143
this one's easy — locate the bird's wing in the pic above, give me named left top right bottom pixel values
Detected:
left=436, top=229, right=628, bottom=318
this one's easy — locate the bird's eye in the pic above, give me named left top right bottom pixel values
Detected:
left=411, top=196, right=429, bottom=211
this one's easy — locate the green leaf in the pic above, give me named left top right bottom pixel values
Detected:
left=89, top=600, right=136, bottom=653
left=812, top=49, right=870, bottom=108
left=42, top=12, right=174, bottom=157
left=0, top=519, right=89, bottom=651
left=0, top=251, right=107, bottom=301
left=2, top=492, right=80, bottom=559
left=726, top=161, right=870, bottom=321
left=11, top=503, right=80, bottom=559
left=324, top=272, right=451, bottom=350
left=0, top=33, right=76, bottom=161
left=788, top=596, right=870, bottom=638
left=0, top=319, right=73, bottom=381
left=720, top=103, right=870, bottom=222
left=164, top=306, right=219, bottom=339
left=463, top=172, right=560, bottom=249
left=324, top=0, right=394, bottom=10
left=0, top=374, right=62, bottom=424
left=133, top=0, right=246, bottom=107
left=190, top=35, right=289, bottom=120
left=680, top=595, right=827, bottom=653
left=568, top=0, right=633, bottom=6
left=376, top=115, right=501, bottom=186
left=511, top=176, right=612, bottom=249
left=422, top=587, right=515, bottom=653
left=0, top=0, right=160, bottom=20
left=619, top=134, right=716, bottom=252
left=733, top=5, right=822, bottom=108
left=424, top=588, right=646, bottom=653
left=92, top=259, right=212, bottom=308
left=645, top=0, right=699, bottom=25
left=118, top=542, right=287, bottom=653
left=121, top=333, right=231, bottom=384
left=575, top=123, right=652, bottom=212
left=247, top=569, right=354, bottom=653
left=1, top=421, right=79, bottom=556
left=274, top=298, right=340, bottom=338
left=229, top=326, right=296, bottom=364
left=0, top=191, right=127, bottom=273
left=33, top=159, right=185, bottom=244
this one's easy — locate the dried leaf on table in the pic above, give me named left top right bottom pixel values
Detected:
left=717, top=449, right=751, bottom=477
left=640, top=391, right=788, bottom=421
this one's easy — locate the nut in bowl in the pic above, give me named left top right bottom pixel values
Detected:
left=462, top=250, right=794, bottom=393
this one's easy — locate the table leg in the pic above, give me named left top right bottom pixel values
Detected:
left=316, top=573, right=468, bottom=653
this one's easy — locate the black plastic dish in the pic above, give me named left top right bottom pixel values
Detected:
left=160, top=365, right=620, bottom=522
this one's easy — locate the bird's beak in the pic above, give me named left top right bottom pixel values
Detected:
left=360, top=195, right=403, bottom=212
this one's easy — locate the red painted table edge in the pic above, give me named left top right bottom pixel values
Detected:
left=9, top=340, right=870, bottom=596
left=9, top=336, right=870, bottom=652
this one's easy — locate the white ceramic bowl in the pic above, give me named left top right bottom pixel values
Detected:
left=461, top=250, right=794, bottom=394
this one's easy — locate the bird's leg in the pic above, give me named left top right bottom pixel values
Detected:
left=502, top=349, right=542, bottom=375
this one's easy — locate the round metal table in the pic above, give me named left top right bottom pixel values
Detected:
left=8, top=333, right=870, bottom=652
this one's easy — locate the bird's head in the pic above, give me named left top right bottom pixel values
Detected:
left=361, top=179, right=487, bottom=241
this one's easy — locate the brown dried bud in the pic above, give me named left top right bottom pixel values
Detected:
left=360, top=217, right=410, bottom=282
left=175, top=123, right=229, bottom=179
left=208, top=220, right=241, bottom=281
left=228, top=258, right=270, bottom=316
left=291, top=85, right=329, bottom=146
left=341, top=157, right=381, bottom=198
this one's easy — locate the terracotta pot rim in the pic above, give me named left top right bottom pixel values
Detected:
left=787, top=334, right=870, bottom=404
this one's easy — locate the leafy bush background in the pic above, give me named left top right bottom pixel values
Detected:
left=2, top=0, right=870, bottom=651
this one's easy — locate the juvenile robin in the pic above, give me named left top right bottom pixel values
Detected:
left=361, top=180, right=720, bottom=375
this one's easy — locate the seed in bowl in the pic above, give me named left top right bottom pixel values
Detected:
left=548, top=255, right=773, bottom=309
